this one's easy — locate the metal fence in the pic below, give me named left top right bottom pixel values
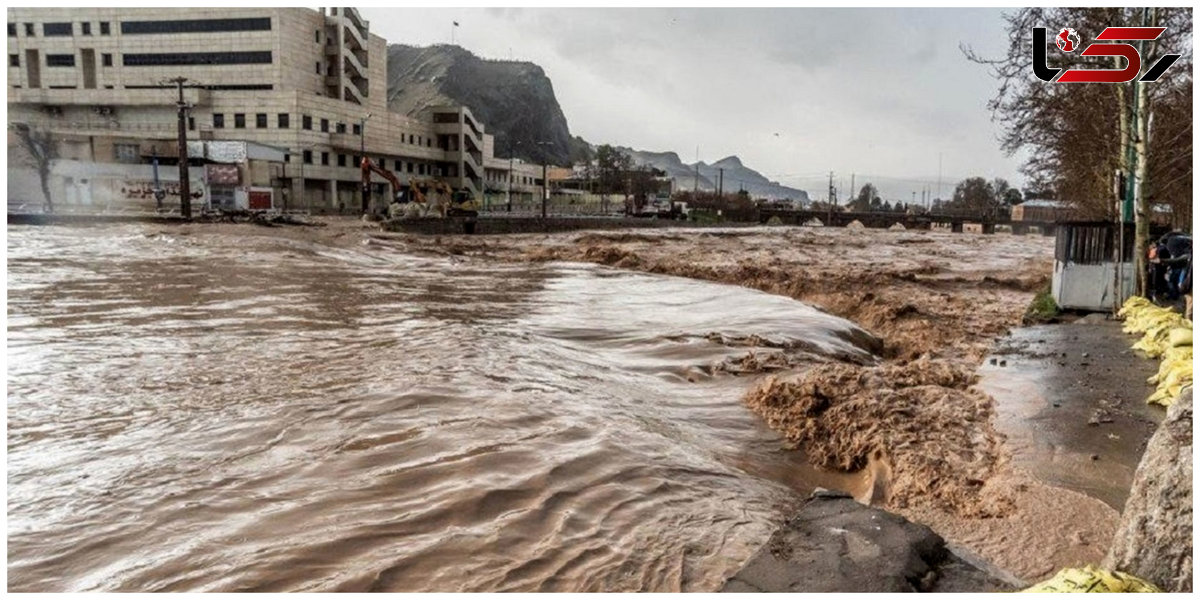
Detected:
left=478, top=194, right=625, bottom=218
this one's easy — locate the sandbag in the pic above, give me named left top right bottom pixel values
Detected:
left=1146, top=346, right=1192, bottom=407
left=1120, top=297, right=1193, bottom=406
left=1169, top=327, right=1192, bottom=348
left=1021, top=565, right=1162, bottom=593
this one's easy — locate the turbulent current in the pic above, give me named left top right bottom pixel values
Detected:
left=7, top=224, right=879, bottom=592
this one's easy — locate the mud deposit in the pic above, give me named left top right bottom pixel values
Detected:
left=7, top=223, right=882, bottom=592
left=397, top=225, right=1117, bottom=581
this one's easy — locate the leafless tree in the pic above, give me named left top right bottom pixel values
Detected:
left=963, top=8, right=1192, bottom=293
left=11, top=122, right=58, bottom=213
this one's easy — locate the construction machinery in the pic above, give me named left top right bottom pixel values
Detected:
left=361, top=157, right=479, bottom=219
left=408, top=178, right=479, bottom=218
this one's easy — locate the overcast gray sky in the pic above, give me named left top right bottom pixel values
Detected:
left=361, top=7, right=1029, bottom=200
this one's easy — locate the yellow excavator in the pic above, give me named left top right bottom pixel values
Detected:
left=361, top=157, right=479, bottom=219
left=406, top=178, right=479, bottom=218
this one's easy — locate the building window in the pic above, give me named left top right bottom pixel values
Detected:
left=427, top=139, right=432, bottom=148
left=255, top=113, right=267, bottom=128
left=233, top=114, right=246, bottom=128
left=394, top=160, right=401, bottom=171
left=277, top=113, right=289, bottom=128
left=303, top=150, right=313, bottom=164
left=213, top=113, right=225, bottom=128
left=417, top=136, right=422, bottom=146
left=320, top=118, right=329, bottom=132
left=336, top=122, right=345, bottom=134
left=8, top=23, right=16, bottom=37
left=352, top=123, right=361, bottom=135
left=24, top=23, right=34, bottom=36
left=100, top=21, right=110, bottom=35
left=315, top=61, right=321, bottom=75
left=102, top=53, right=112, bottom=66
left=122, top=51, right=272, bottom=67
left=337, top=154, right=346, bottom=167
left=43, top=22, right=72, bottom=36
left=302, top=115, right=312, bottom=130
left=188, top=116, right=195, bottom=130
left=9, top=54, right=18, bottom=67
left=82, top=22, right=92, bottom=35
left=314, top=29, right=320, bottom=43
left=407, top=162, right=413, bottom=174
left=120, top=18, right=271, bottom=35
left=321, top=152, right=329, bottom=166
left=46, top=54, right=76, bottom=67
left=114, top=143, right=140, bottom=163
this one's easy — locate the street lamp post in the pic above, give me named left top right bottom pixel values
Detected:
left=504, top=139, right=553, bottom=215
left=359, top=113, right=371, bottom=213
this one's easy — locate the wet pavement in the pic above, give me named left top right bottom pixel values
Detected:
left=976, top=318, right=1164, bottom=511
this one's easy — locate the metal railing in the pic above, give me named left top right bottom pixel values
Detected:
left=478, top=196, right=625, bottom=218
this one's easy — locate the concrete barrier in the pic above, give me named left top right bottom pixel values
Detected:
left=382, top=216, right=704, bottom=235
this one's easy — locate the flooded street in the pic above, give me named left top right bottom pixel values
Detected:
left=7, top=224, right=879, bottom=592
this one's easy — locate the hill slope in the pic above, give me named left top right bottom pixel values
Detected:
left=385, top=44, right=810, bottom=201
left=386, top=44, right=571, bottom=166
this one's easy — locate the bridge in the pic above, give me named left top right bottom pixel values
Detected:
left=757, top=208, right=1059, bottom=235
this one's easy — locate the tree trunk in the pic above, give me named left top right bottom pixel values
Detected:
left=1114, top=81, right=1129, bottom=312
left=38, top=165, right=53, bottom=213
left=1133, top=8, right=1157, bottom=297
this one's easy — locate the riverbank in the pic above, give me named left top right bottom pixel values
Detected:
left=16, top=218, right=1151, bottom=587
left=382, top=224, right=1152, bottom=582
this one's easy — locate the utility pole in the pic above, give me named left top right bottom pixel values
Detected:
left=850, top=173, right=855, bottom=204
left=717, top=167, right=724, bottom=197
left=827, top=170, right=835, bottom=225
left=359, top=113, right=371, bottom=214
left=937, top=152, right=943, bottom=207
left=541, top=162, right=548, bottom=218
left=171, top=77, right=191, bottom=219
left=693, top=145, right=699, bottom=197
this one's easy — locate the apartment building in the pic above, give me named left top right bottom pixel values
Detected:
left=7, top=6, right=530, bottom=213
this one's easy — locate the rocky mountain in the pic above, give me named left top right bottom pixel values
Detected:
left=385, top=44, right=810, bottom=202
left=616, top=147, right=809, bottom=203
left=616, top=147, right=715, bottom=190
left=386, top=44, right=571, bottom=166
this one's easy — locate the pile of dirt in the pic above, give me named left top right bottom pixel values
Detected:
left=744, top=357, right=1012, bottom=517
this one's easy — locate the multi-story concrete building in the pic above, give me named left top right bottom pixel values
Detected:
left=7, top=6, right=544, bottom=213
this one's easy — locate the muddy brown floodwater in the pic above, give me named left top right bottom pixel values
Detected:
left=396, top=224, right=1132, bottom=581
left=8, top=223, right=886, bottom=592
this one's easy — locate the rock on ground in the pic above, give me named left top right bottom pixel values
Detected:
left=1104, top=389, right=1193, bottom=592
left=721, top=490, right=1021, bottom=593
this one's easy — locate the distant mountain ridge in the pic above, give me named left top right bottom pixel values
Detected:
left=385, top=43, right=809, bottom=201
left=616, top=147, right=809, bottom=203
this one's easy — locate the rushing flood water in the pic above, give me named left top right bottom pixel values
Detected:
left=8, top=224, right=879, bottom=592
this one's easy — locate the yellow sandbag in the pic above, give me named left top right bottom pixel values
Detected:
left=1120, top=298, right=1193, bottom=407
left=1168, top=327, right=1192, bottom=348
left=1147, top=346, right=1192, bottom=407
left=1021, top=565, right=1162, bottom=593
